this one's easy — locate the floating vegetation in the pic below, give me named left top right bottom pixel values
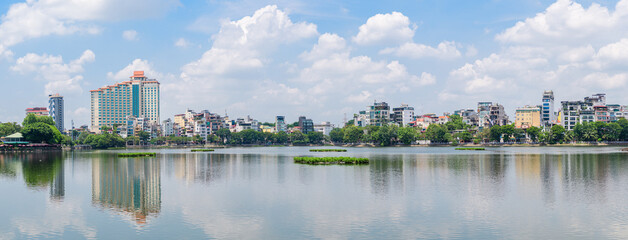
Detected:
left=294, top=156, right=368, bottom=165
left=455, top=147, right=485, bottom=151
left=117, top=152, right=156, bottom=157
left=191, top=149, right=215, bottom=152
left=309, top=149, right=347, bottom=152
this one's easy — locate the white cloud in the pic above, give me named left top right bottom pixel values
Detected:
left=0, top=0, right=180, bottom=57
left=171, top=5, right=318, bottom=110
left=443, top=0, right=628, bottom=110
left=580, top=72, right=628, bottom=89
left=11, top=50, right=95, bottom=95
left=122, top=30, right=138, bottom=41
left=300, top=33, right=347, bottom=61
left=175, top=38, right=190, bottom=48
left=353, top=11, right=415, bottom=45
left=495, top=0, right=628, bottom=46
left=380, top=41, right=461, bottom=59
left=107, top=59, right=171, bottom=82
left=346, top=91, right=372, bottom=103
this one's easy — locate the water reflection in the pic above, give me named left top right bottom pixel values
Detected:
left=0, top=152, right=65, bottom=200
left=92, top=157, right=161, bottom=225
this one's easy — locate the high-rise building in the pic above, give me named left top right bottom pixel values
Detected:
left=392, top=104, right=414, bottom=126
left=275, top=116, right=287, bottom=132
left=298, top=116, right=314, bottom=134
left=48, top=93, right=64, bottom=132
left=25, top=107, right=49, bottom=116
left=477, top=102, right=492, bottom=128
left=541, top=91, right=555, bottom=127
left=90, top=71, right=160, bottom=131
left=514, top=106, right=541, bottom=129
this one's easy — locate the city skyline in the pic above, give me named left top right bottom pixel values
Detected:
left=2, top=0, right=628, bottom=127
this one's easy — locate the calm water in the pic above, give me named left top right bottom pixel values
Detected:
left=1, top=147, right=628, bottom=239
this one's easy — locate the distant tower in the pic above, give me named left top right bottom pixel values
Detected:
left=49, top=93, right=64, bottom=132
left=541, top=91, right=555, bottom=127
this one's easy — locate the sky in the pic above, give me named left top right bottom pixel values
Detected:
left=1, top=0, right=628, bottom=128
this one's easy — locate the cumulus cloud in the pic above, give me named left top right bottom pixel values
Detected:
left=0, top=0, right=180, bottom=57
left=380, top=41, right=461, bottom=59
left=107, top=58, right=174, bottom=82
left=353, top=12, right=415, bottom=45
left=122, top=30, right=138, bottom=41
left=11, top=50, right=95, bottom=95
left=495, top=0, right=628, bottom=46
left=170, top=5, right=317, bottom=110
left=442, top=0, right=628, bottom=110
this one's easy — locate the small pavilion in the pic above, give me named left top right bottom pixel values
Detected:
left=0, top=132, right=29, bottom=145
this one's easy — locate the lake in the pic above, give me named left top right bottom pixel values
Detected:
left=1, top=147, right=627, bottom=239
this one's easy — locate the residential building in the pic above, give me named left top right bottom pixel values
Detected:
left=234, top=116, right=259, bottom=132
left=314, top=122, right=334, bottom=136
left=353, top=111, right=369, bottom=127
left=162, top=119, right=174, bottom=136
left=541, top=90, right=555, bottom=127
left=477, top=102, right=492, bottom=128
left=275, top=116, right=287, bottom=132
left=514, top=106, right=541, bottom=129
left=298, top=116, right=314, bottom=134
left=560, top=93, right=613, bottom=130
left=90, top=71, right=160, bottom=132
left=48, top=93, right=64, bottom=132
left=488, top=103, right=509, bottom=126
left=368, top=101, right=390, bottom=126
left=392, top=104, right=414, bottom=126
left=454, top=109, right=479, bottom=126
left=25, top=107, right=49, bottom=116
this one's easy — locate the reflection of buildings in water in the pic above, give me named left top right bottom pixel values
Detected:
left=92, top=158, right=161, bottom=225
left=50, top=158, right=65, bottom=201
left=562, top=153, right=610, bottom=202
left=173, top=153, right=232, bottom=184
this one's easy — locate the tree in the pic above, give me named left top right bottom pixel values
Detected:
left=549, top=125, right=565, bottom=144
left=329, top=128, right=344, bottom=143
left=240, top=129, right=261, bottom=144
left=21, top=122, right=63, bottom=144
left=453, top=131, right=473, bottom=143
left=489, top=125, right=502, bottom=142
left=345, top=119, right=355, bottom=127
left=289, top=130, right=308, bottom=145
left=618, top=118, right=628, bottom=141
left=426, top=124, right=450, bottom=143
left=501, top=124, right=515, bottom=142
left=137, top=131, right=150, bottom=145
left=526, top=126, right=540, bottom=142
left=445, top=115, right=467, bottom=131
left=22, top=114, right=54, bottom=126
left=0, top=122, right=21, bottom=137
left=343, top=126, right=363, bottom=143
left=397, top=127, right=416, bottom=145
left=274, top=131, right=289, bottom=144
left=603, top=122, right=622, bottom=141
left=216, top=128, right=231, bottom=144
left=307, top=131, right=324, bottom=144
left=374, top=125, right=397, bottom=146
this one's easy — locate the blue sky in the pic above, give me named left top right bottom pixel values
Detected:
left=1, top=0, right=628, bottom=128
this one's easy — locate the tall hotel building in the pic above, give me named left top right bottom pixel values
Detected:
left=90, top=71, right=160, bottom=131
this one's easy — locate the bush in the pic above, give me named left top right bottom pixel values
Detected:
left=293, top=156, right=369, bottom=165
left=309, top=149, right=347, bottom=152
left=117, top=152, right=156, bottom=157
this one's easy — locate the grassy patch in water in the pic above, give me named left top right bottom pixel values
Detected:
left=309, top=149, right=347, bottom=152
left=455, top=147, right=485, bottom=151
left=294, top=156, right=368, bottom=165
left=117, top=152, right=156, bottom=157
left=191, top=149, right=215, bottom=152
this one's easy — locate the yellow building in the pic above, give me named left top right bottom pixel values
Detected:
left=515, top=106, right=541, bottom=129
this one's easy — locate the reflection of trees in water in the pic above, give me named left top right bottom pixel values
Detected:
left=92, top=157, right=160, bottom=225
left=0, top=154, right=18, bottom=178
left=0, top=152, right=65, bottom=200
left=369, top=155, right=404, bottom=195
